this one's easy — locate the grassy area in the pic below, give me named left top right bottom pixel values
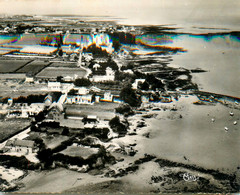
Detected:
left=0, top=60, right=30, bottom=73
left=0, top=119, right=31, bottom=142
left=42, top=135, right=69, bottom=149
left=50, top=62, right=77, bottom=67
left=16, top=60, right=50, bottom=75
left=60, top=145, right=99, bottom=159
left=65, top=102, right=118, bottom=120
left=36, top=67, right=86, bottom=79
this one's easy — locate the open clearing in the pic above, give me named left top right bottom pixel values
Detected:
left=60, top=145, right=99, bottom=159
left=36, top=67, right=87, bottom=79
left=49, top=62, right=77, bottom=67
left=16, top=60, right=50, bottom=75
left=0, top=59, right=30, bottom=73
left=0, top=119, right=30, bottom=142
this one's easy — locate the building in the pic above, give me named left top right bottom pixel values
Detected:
left=66, top=94, right=93, bottom=105
left=141, top=95, right=150, bottom=103
left=4, top=139, right=37, bottom=154
left=101, top=91, right=113, bottom=102
left=90, top=67, right=115, bottom=82
left=44, top=94, right=53, bottom=107
left=75, top=87, right=89, bottom=95
left=48, top=82, right=61, bottom=91
left=25, top=76, right=34, bottom=83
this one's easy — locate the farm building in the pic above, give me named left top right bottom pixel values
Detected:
left=4, top=139, right=37, bottom=154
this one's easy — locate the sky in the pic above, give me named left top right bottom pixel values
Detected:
left=0, top=0, right=239, bottom=28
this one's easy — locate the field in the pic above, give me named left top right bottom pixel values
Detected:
left=50, top=62, right=77, bottom=67
left=16, top=60, right=50, bottom=75
left=0, top=118, right=31, bottom=142
left=27, top=132, right=69, bottom=149
left=36, top=67, right=87, bottom=79
left=0, top=60, right=30, bottom=73
left=60, top=145, right=99, bottom=159
left=65, top=102, right=118, bottom=120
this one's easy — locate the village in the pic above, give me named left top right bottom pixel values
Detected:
left=0, top=15, right=239, bottom=193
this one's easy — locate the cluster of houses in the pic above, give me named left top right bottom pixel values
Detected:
left=0, top=99, right=45, bottom=119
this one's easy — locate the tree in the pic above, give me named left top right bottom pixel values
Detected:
left=120, top=84, right=141, bottom=107
left=37, top=148, right=53, bottom=168
left=74, top=78, right=92, bottom=87
left=62, top=127, right=69, bottom=136
left=115, top=104, right=134, bottom=116
left=109, top=116, right=127, bottom=135
left=57, top=76, right=63, bottom=82
left=139, top=81, right=149, bottom=91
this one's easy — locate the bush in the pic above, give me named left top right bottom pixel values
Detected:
left=109, top=116, right=128, bottom=135
left=62, top=127, right=69, bottom=136
left=37, top=148, right=53, bottom=168
left=85, top=44, right=109, bottom=57
left=0, top=155, right=38, bottom=170
left=120, top=84, right=141, bottom=107
left=74, top=78, right=92, bottom=87
left=115, top=104, right=134, bottom=116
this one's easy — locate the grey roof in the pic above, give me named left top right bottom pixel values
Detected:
left=5, top=139, right=35, bottom=148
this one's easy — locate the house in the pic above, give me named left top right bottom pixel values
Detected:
left=7, top=98, right=13, bottom=106
left=141, top=95, right=150, bottom=103
left=101, top=91, right=113, bottom=102
left=28, top=103, right=45, bottom=116
left=48, top=102, right=64, bottom=121
left=83, top=115, right=99, bottom=124
left=61, top=83, right=74, bottom=93
left=76, top=87, right=89, bottom=95
left=25, top=76, right=34, bottom=83
left=44, top=94, right=53, bottom=107
left=90, top=67, right=115, bottom=82
left=4, top=139, right=37, bottom=154
left=48, top=82, right=61, bottom=91
left=63, top=75, right=73, bottom=82
left=132, top=79, right=146, bottom=89
left=66, top=94, right=93, bottom=105
left=89, top=86, right=101, bottom=93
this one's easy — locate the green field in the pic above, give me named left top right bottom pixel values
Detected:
left=0, top=60, right=30, bottom=73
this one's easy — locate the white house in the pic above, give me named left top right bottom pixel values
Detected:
left=75, top=87, right=89, bottom=95
left=101, top=91, right=113, bottom=102
left=48, top=82, right=61, bottom=91
left=25, top=76, right=34, bottom=83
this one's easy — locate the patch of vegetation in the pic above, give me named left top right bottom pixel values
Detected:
left=84, top=44, right=109, bottom=57
left=120, top=84, right=141, bottom=107
left=74, top=78, right=92, bottom=87
left=0, top=155, right=39, bottom=170
left=109, top=116, right=128, bottom=136
left=115, top=104, right=134, bottom=116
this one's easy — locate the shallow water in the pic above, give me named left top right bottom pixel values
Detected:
left=140, top=97, right=240, bottom=172
left=167, top=34, right=240, bottom=97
